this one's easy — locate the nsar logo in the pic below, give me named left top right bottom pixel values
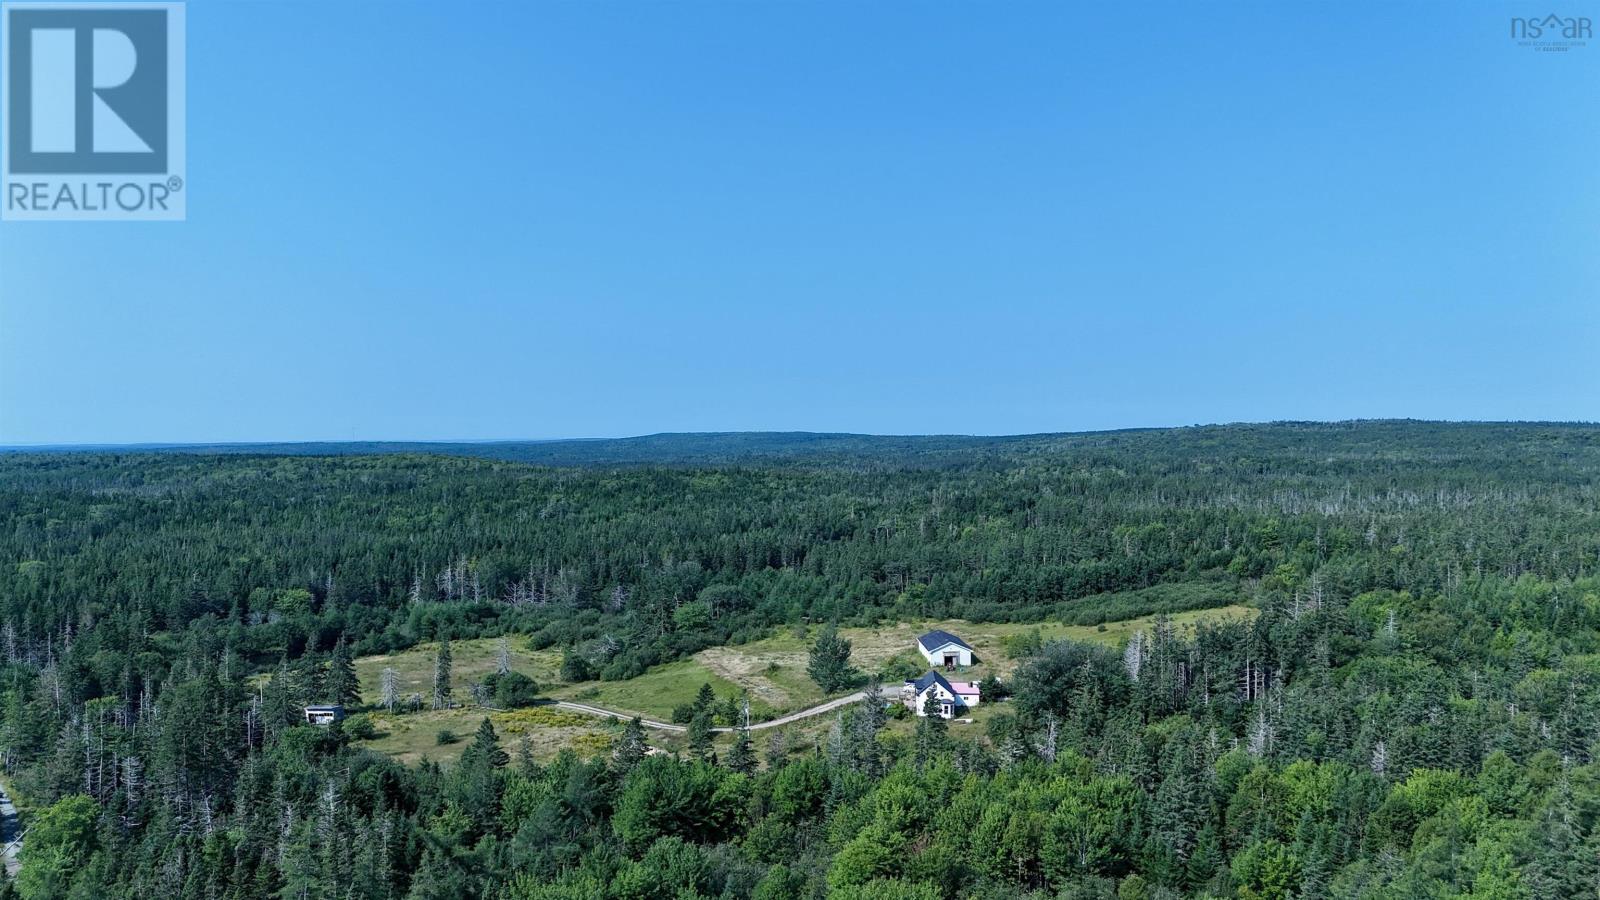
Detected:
left=2, top=2, right=185, bottom=221
left=1510, top=13, right=1592, bottom=52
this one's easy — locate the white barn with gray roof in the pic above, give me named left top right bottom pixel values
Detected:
left=916, top=630, right=973, bottom=668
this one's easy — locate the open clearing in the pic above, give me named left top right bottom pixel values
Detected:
left=350, top=604, right=1253, bottom=763
left=354, top=639, right=563, bottom=707
left=696, top=604, right=1257, bottom=703
left=549, top=658, right=745, bottom=721
left=358, top=705, right=622, bottom=766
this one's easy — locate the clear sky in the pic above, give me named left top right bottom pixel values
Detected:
left=2, top=0, right=1596, bottom=443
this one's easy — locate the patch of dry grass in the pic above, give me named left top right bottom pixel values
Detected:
left=354, top=637, right=562, bottom=709
left=358, top=705, right=618, bottom=766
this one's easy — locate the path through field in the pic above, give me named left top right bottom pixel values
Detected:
left=554, top=690, right=867, bottom=732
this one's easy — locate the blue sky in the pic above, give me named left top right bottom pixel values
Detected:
left=2, top=0, right=1596, bottom=443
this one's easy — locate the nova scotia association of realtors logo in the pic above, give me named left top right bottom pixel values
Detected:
left=1, top=1, right=185, bottom=220
left=1511, top=13, right=1592, bottom=51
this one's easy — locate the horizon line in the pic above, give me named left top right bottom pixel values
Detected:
left=5, top=417, right=1600, bottom=451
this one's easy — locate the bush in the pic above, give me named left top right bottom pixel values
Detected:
left=1003, top=628, right=1045, bottom=660
left=343, top=713, right=378, bottom=740
left=482, top=671, right=541, bottom=708
left=436, top=729, right=460, bottom=745
left=876, top=650, right=923, bottom=683
left=980, top=674, right=1010, bottom=701
left=560, top=649, right=595, bottom=683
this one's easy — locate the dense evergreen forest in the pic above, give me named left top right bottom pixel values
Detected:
left=1, top=421, right=1599, bottom=899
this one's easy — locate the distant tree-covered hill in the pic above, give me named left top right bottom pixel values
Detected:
left=10, top=418, right=1600, bottom=469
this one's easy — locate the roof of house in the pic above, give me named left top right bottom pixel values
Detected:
left=917, top=629, right=973, bottom=652
left=910, top=670, right=957, bottom=695
left=948, top=681, right=981, bottom=696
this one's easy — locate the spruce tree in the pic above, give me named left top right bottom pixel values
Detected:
left=913, top=694, right=947, bottom=770
left=431, top=636, right=452, bottom=710
left=688, top=709, right=715, bottom=762
left=465, top=717, right=509, bottom=769
left=614, top=716, right=647, bottom=772
left=262, top=658, right=296, bottom=739
left=727, top=724, right=756, bottom=774
left=861, top=676, right=887, bottom=732
left=807, top=623, right=854, bottom=693
left=693, top=682, right=717, bottom=716
left=1527, top=777, right=1589, bottom=897
left=328, top=636, right=360, bottom=706
left=765, top=728, right=790, bottom=769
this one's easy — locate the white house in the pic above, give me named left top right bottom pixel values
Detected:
left=917, top=630, right=974, bottom=668
left=903, top=670, right=981, bottom=719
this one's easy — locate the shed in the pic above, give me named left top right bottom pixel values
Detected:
left=304, top=704, right=346, bottom=726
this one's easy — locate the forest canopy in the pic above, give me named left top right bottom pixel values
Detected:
left=1, top=421, right=1599, bottom=899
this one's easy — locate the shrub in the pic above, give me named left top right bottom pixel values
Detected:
left=483, top=671, right=541, bottom=708
left=560, top=649, right=595, bottom=683
left=876, top=650, right=923, bottom=683
left=436, top=729, right=459, bottom=745
left=1003, top=629, right=1045, bottom=660
left=343, top=713, right=378, bottom=740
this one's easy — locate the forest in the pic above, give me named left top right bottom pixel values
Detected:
left=1, top=420, right=1599, bottom=899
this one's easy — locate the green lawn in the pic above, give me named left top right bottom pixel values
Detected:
left=548, top=657, right=746, bottom=721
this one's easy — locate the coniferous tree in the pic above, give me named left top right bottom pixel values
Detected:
left=614, top=717, right=648, bottom=772
left=261, top=659, right=297, bottom=740
left=692, top=682, right=716, bottom=716
left=807, top=623, right=854, bottom=693
left=765, top=728, right=790, bottom=769
left=727, top=724, right=756, bottom=775
left=515, top=731, right=538, bottom=777
left=1526, top=777, right=1590, bottom=898
left=327, top=636, right=360, bottom=706
left=688, top=710, right=715, bottom=763
left=431, top=636, right=452, bottom=711
left=296, top=648, right=327, bottom=704
left=913, top=693, right=947, bottom=771
left=465, top=717, right=509, bottom=770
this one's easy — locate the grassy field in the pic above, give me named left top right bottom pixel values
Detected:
left=549, top=658, right=746, bottom=721
left=691, top=604, right=1258, bottom=705
left=352, top=639, right=589, bottom=764
left=348, top=604, right=1254, bottom=764
left=357, top=705, right=628, bottom=766
left=353, top=638, right=563, bottom=707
